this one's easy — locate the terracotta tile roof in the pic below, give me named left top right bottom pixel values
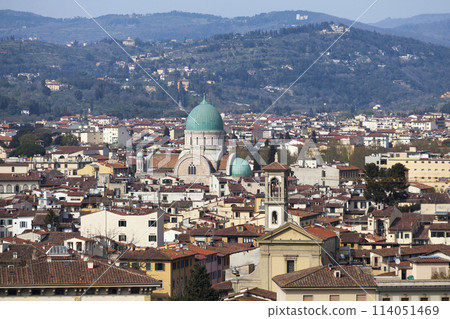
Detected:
left=218, top=154, right=230, bottom=170
left=272, top=265, right=375, bottom=288
left=212, top=280, right=233, bottom=291
left=0, top=258, right=161, bottom=287
left=0, top=244, right=45, bottom=263
left=370, top=244, right=448, bottom=257
left=205, top=242, right=255, bottom=255
left=222, top=287, right=276, bottom=301
left=148, top=154, right=179, bottom=170
left=429, top=222, right=450, bottom=230
left=263, top=162, right=290, bottom=171
left=214, top=224, right=262, bottom=238
left=304, top=226, right=337, bottom=240
left=388, top=216, right=420, bottom=231
left=408, top=256, right=450, bottom=264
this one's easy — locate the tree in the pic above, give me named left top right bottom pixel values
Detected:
left=53, top=134, right=79, bottom=146
left=44, top=209, right=59, bottom=230
left=9, top=143, right=45, bottom=157
left=163, top=127, right=170, bottom=137
left=363, top=163, right=408, bottom=206
left=181, top=264, right=219, bottom=301
left=74, top=90, right=83, bottom=101
left=267, top=145, right=277, bottom=164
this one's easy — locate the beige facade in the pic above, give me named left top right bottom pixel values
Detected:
left=80, top=209, right=164, bottom=247
left=231, top=223, right=324, bottom=292
left=277, top=287, right=375, bottom=301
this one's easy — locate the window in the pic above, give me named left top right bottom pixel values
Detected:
left=119, top=262, right=128, bottom=267
left=303, top=295, right=313, bottom=301
left=0, top=185, right=3, bottom=193
left=148, top=235, right=157, bottom=242
left=441, top=297, right=449, bottom=301
left=405, top=233, right=410, bottom=239
left=356, top=295, right=366, bottom=301
left=420, top=297, right=429, bottom=301
left=401, top=297, right=409, bottom=301
left=118, top=234, right=126, bottom=242
left=172, top=261, right=177, bottom=270
left=188, top=163, right=196, bottom=175
left=382, top=297, right=391, bottom=301
left=118, top=220, right=127, bottom=227
left=20, top=221, right=27, bottom=228
left=155, top=263, right=165, bottom=271
left=330, top=295, right=340, bottom=301
left=286, top=260, right=295, bottom=273
left=171, top=218, right=177, bottom=223
left=131, top=262, right=140, bottom=270
left=145, top=262, right=151, bottom=271
left=272, top=211, right=278, bottom=224
left=148, top=220, right=157, bottom=227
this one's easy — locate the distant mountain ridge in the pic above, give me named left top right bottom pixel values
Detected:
left=0, top=9, right=372, bottom=44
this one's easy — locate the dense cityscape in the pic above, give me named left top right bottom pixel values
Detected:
left=0, top=4, right=450, bottom=305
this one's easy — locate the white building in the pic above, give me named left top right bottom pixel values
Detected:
left=80, top=209, right=164, bottom=247
left=102, top=125, right=130, bottom=146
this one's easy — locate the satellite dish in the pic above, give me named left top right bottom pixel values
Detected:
left=47, top=224, right=52, bottom=229
left=395, top=258, right=400, bottom=265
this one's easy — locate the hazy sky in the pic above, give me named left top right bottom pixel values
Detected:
left=1, top=0, right=450, bottom=23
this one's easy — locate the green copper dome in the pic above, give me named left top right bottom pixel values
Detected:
left=230, top=157, right=252, bottom=177
left=185, top=97, right=223, bottom=131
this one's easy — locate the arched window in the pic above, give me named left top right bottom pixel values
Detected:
left=23, top=184, right=29, bottom=191
left=6, top=184, right=12, bottom=193
left=0, top=185, right=3, bottom=193
left=272, top=211, right=278, bottom=224
left=15, top=185, right=20, bottom=193
left=190, top=136, right=192, bottom=146
left=11, top=167, right=15, bottom=173
left=204, top=137, right=206, bottom=146
left=270, top=178, right=280, bottom=198
left=196, top=137, right=199, bottom=145
left=211, top=137, right=214, bottom=145
left=188, top=163, right=196, bottom=175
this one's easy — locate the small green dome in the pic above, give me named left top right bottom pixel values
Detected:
left=136, top=151, right=144, bottom=158
left=185, top=97, right=223, bottom=131
left=230, top=157, right=252, bottom=177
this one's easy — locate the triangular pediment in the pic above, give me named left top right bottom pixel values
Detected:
left=258, top=222, right=323, bottom=243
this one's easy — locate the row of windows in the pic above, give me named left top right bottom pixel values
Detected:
left=431, top=232, right=450, bottom=238
left=120, top=261, right=165, bottom=271
left=118, top=220, right=157, bottom=227
left=189, top=136, right=218, bottom=146
left=172, top=258, right=193, bottom=270
left=382, top=296, right=449, bottom=301
left=0, top=221, right=27, bottom=229
left=118, top=234, right=157, bottom=242
left=302, top=294, right=367, bottom=301
left=0, top=184, right=38, bottom=194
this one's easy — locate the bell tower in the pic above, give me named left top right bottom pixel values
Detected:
left=263, top=162, right=290, bottom=231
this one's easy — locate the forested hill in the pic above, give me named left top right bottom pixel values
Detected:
left=0, top=23, right=449, bottom=119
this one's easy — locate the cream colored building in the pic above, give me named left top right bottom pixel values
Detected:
left=366, top=148, right=450, bottom=191
left=230, top=223, right=326, bottom=292
left=273, top=265, right=376, bottom=301
left=80, top=209, right=164, bottom=248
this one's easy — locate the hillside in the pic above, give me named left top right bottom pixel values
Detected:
left=0, top=9, right=370, bottom=44
left=0, top=23, right=449, bottom=119
left=370, top=13, right=450, bottom=47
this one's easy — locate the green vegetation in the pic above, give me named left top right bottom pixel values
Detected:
left=363, top=163, right=409, bottom=205
left=180, top=264, right=219, bottom=301
left=1, top=22, right=450, bottom=119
